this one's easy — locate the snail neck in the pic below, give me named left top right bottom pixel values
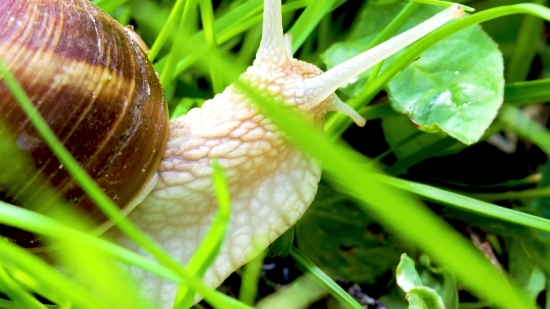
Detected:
left=110, top=79, right=322, bottom=306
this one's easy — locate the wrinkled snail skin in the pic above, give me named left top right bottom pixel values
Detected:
left=0, top=0, right=465, bottom=306
left=109, top=0, right=465, bottom=306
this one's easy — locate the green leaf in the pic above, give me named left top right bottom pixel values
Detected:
left=323, top=3, right=504, bottom=145
left=388, top=11, right=504, bottom=144
left=418, top=255, right=458, bottom=309
left=296, top=184, right=411, bottom=284
left=396, top=254, right=446, bottom=309
left=396, top=254, right=424, bottom=292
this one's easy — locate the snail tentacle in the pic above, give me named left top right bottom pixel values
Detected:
left=255, top=0, right=289, bottom=67
left=303, top=4, right=465, bottom=108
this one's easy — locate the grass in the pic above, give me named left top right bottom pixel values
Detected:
left=1, top=0, right=550, bottom=308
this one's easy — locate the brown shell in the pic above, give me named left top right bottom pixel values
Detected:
left=0, top=0, right=169, bottom=246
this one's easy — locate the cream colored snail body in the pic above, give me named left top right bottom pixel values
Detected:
left=0, top=0, right=464, bottom=306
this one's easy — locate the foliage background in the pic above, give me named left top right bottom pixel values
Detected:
left=2, top=0, right=550, bottom=308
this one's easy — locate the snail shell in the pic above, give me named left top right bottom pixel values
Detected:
left=0, top=0, right=169, bottom=246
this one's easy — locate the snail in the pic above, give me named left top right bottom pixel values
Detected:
left=0, top=0, right=465, bottom=307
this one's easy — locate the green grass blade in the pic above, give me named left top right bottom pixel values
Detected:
left=408, top=0, right=475, bottom=12
left=255, top=275, right=328, bottom=308
left=468, top=186, right=550, bottom=201
left=507, top=0, right=545, bottom=82
left=160, top=0, right=198, bottom=87
left=52, top=241, right=153, bottom=309
left=0, top=299, right=54, bottom=309
left=0, top=264, right=48, bottom=309
left=290, top=247, right=363, bottom=309
left=287, top=0, right=339, bottom=54
left=0, top=239, right=110, bottom=309
left=498, top=104, right=550, bottom=155
left=0, top=201, right=181, bottom=284
left=148, top=0, right=187, bottom=62
left=175, top=161, right=232, bottom=308
left=239, top=249, right=267, bottom=306
left=378, top=177, right=550, bottom=234
left=505, top=78, right=550, bottom=105
left=199, top=0, right=225, bottom=94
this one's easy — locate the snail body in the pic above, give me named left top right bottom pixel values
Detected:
left=0, top=0, right=464, bottom=307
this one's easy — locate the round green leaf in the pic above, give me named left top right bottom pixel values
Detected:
left=388, top=13, right=504, bottom=144
left=322, top=4, right=504, bottom=145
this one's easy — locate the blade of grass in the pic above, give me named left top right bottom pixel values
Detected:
left=505, top=79, right=550, bottom=106
left=498, top=104, right=550, bottom=155
left=507, top=0, right=546, bottom=82
left=175, top=161, right=232, bottom=308
left=52, top=241, right=153, bottom=309
left=468, top=186, right=550, bottom=201
left=408, top=0, right=475, bottom=12
left=0, top=201, right=249, bottom=309
left=0, top=264, right=48, bottom=309
left=160, top=0, right=198, bottom=87
left=0, top=201, right=181, bottom=284
left=0, top=238, right=111, bottom=309
left=237, top=24, right=262, bottom=65
left=239, top=249, right=267, bottom=306
left=0, top=299, right=56, bottom=309
left=361, top=1, right=421, bottom=113
left=384, top=122, right=503, bottom=175
left=290, top=247, right=363, bottom=309
left=256, top=274, right=328, bottom=309
left=148, top=0, right=187, bottom=62
left=384, top=136, right=461, bottom=175
left=378, top=176, right=550, bottom=235
left=287, top=0, right=339, bottom=54
left=198, top=0, right=225, bottom=94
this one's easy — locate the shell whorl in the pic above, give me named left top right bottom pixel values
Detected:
left=0, top=0, right=169, bottom=245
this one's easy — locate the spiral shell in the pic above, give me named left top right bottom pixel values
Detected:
left=0, top=0, right=169, bottom=246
